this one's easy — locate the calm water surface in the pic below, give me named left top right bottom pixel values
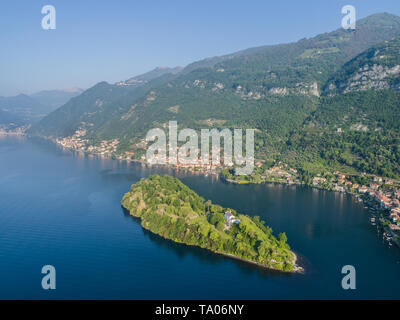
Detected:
left=0, top=136, right=400, bottom=299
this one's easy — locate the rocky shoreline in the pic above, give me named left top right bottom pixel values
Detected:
left=215, top=251, right=304, bottom=274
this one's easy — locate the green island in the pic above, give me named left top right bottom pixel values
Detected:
left=121, top=174, right=302, bottom=273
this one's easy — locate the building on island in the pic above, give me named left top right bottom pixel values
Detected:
left=224, top=210, right=240, bottom=226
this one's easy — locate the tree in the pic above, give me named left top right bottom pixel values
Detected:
left=216, top=221, right=225, bottom=231
left=205, top=200, right=212, bottom=213
left=278, top=232, right=287, bottom=245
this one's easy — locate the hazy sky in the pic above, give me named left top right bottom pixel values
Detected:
left=1, top=0, right=400, bottom=96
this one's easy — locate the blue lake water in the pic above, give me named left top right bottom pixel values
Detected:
left=0, top=136, right=400, bottom=299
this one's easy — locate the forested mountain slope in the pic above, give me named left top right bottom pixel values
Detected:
left=29, top=13, right=400, bottom=178
left=285, top=36, right=400, bottom=178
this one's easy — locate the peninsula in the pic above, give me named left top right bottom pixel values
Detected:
left=121, top=174, right=302, bottom=272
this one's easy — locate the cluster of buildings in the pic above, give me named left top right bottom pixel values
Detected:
left=175, top=155, right=225, bottom=174
left=311, top=172, right=400, bottom=233
left=360, top=187, right=400, bottom=231
left=56, top=130, right=240, bottom=177
left=264, top=165, right=299, bottom=185
left=145, top=153, right=229, bottom=175
left=262, top=164, right=400, bottom=234
left=87, top=139, right=119, bottom=156
left=56, top=128, right=119, bottom=157
left=56, top=129, right=88, bottom=150
left=0, top=124, right=28, bottom=136
left=311, top=172, right=356, bottom=192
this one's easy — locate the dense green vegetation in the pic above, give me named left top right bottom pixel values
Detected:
left=282, top=92, right=400, bottom=178
left=121, top=175, right=297, bottom=272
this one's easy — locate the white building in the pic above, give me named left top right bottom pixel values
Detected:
left=224, top=210, right=240, bottom=225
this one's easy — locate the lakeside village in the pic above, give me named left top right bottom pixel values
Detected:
left=56, top=129, right=400, bottom=247
left=0, top=124, right=29, bottom=136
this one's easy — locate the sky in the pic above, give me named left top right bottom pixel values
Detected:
left=1, top=0, right=400, bottom=96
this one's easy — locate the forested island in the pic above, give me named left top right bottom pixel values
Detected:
left=121, top=174, right=302, bottom=272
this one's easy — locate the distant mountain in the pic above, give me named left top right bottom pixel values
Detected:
left=0, top=94, right=41, bottom=110
left=0, top=88, right=84, bottom=124
left=31, top=88, right=84, bottom=111
left=0, top=108, right=24, bottom=126
left=29, top=13, right=400, bottom=178
left=0, top=94, right=44, bottom=123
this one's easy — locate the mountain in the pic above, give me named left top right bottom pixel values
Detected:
left=29, top=13, right=400, bottom=178
left=323, top=37, right=400, bottom=94
left=0, top=94, right=42, bottom=110
left=318, top=36, right=400, bottom=132
left=284, top=35, right=400, bottom=178
left=29, top=72, right=178, bottom=138
left=30, top=88, right=84, bottom=111
left=0, top=94, right=44, bottom=123
left=0, top=88, right=83, bottom=124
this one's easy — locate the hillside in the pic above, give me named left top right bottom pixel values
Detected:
left=29, top=13, right=400, bottom=178
left=29, top=70, right=180, bottom=138
left=121, top=174, right=299, bottom=272
left=30, top=13, right=400, bottom=138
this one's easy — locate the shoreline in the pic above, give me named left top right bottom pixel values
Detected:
left=0, top=132, right=26, bottom=136
left=24, top=135, right=400, bottom=251
left=215, top=250, right=304, bottom=274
